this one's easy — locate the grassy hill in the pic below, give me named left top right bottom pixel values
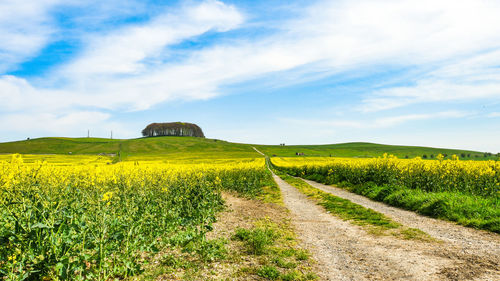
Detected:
left=0, top=137, right=260, bottom=160
left=0, top=137, right=495, bottom=160
left=255, top=142, right=496, bottom=160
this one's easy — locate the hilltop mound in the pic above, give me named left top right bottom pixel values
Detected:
left=141, top=122, right=205, bottom=138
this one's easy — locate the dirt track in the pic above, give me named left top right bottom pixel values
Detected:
left=303, top=178, right=500, bottom=259
left=273, top=174, right=500, bottom=281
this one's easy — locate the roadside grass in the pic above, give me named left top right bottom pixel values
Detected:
left=300, top=171, right=500, bottom=234
left=276, top=172, right=431, bottom=240
left=257, top=175, right=284, bottom=205
left=231, top=219, right=318, bottom=281
left=337, top=181, right=500, bottom=234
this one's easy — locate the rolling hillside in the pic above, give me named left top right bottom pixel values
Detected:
left=0, top=137, right=495, bottom=160
left=254, top=142, right=495, bottom=160
left=0, top=137, right=259, bottom=160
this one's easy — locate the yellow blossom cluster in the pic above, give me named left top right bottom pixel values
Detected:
left=272, top=155, right=499, bottom=196
left=0, top=155, right=270, bottom=278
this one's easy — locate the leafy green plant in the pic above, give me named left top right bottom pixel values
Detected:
left=256, top=265, right=280, bottom=280
left=194, top=238, right=227, bottom=262
left=0, top=158, right=272, bottom=279
left=233, top=227, right=276, bottom=255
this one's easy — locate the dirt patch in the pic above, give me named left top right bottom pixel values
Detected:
left=438, top=253, right=499, bottom=281
left=207, top=192, right=289, bottom=240
left=152, top=192, right=318, bottom=280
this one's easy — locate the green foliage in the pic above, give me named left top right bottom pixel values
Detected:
left=233, top=226, right=277, bottom=255
left=141, top=122, right=205, bottom=138
left=231, top=218, right=316, bottom=281
left=257, top=265, right=280, bottom=280
left=192, top=238, right=228, bottom=262
left=294, top=250, right=310, bottom=261
left=274, top=157, right=499, bottom=197
left=272, top=257, right=297, bottom=269
left=0, top=163, right=272, bottom=279
left=280, top=271, right=300, bottom=281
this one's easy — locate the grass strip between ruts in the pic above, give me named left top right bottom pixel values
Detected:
left=277, top=172, right=432, bottom=241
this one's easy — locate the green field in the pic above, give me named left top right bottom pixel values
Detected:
left=0, top=137, right=495, bottom=160
left=0, top=137, right=260, bottom=160
left=255, top=142, right=496, bottom=160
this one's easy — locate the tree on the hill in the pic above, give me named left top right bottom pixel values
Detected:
left=141, top=122, right=205, bottom=138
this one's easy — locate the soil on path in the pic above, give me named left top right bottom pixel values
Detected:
left=273, top=174, right=500, bottom=281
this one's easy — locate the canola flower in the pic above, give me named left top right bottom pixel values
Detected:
left=272, top=155, right=500, bottom=197
left=0, top=155, right=270, bottom=280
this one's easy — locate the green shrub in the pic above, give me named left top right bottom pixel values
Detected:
left=256, top=265, right=280, bottom=280
left=233, top=227, right=276, bottom=255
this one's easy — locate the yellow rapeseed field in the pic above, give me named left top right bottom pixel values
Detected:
left=272, top=154, right=500, bottom=197
left=0, top=154, right=271, bottom=280
left=271, top=155, right=499, bottom=233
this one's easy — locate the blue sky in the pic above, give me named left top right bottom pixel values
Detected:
left=1, top=0, right=499, bottom=152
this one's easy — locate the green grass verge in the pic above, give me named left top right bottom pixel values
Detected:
left=276, top=172, right=431, bottom=240
left=232, top=219, right=318, bottom=281
left=257, top=170, right=284, bottom=205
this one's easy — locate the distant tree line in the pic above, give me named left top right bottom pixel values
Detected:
left=141, top=122, right=205, bottom=138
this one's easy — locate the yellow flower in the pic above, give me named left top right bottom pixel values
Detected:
left=102, top=191, right=113, bottom=202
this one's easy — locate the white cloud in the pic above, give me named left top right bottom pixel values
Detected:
left=282, top=111, right=469, bottom=129
left=0, top=75, right=80, bottom=112
left=360, top=49, right=500, bottom=112
left=0, top=0, right=63, bottom=72
left=60, top=0, right=243, bottom=78
left=488, top=112, right=500, bottom=118
left=0, top=111, right=109, bottom=134
left=90, top=0, right=500, bottom=110
left=0, top=0, right=245, bottom=112
left=361, top=80, right=500, bottom=112
left=5, top=0, right=500, bottom=112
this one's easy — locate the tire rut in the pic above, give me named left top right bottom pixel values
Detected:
left=273, top=174, right=500, bottom=280
left=302, top=178, right=500, bottom=259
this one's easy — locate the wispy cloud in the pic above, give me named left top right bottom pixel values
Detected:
left=282, top=111, right=470, bottom=129
left=0, top=0, right=245, bottom=113
left=0, top=0, right=62, bottom=72
left=4, top=0, right=500, bottom=111
left=360, top=50, right=500, bottom=112
left=60, top=0, right=244, bottom=78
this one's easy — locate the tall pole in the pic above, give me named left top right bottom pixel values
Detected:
left=111, top=130, right=113, bottom=139
left=87, top=129, right=89, bottom=138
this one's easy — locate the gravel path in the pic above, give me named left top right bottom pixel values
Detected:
left=302, top=178, right=500, bottom=259
left=273, top=174, right=500, bottom=280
